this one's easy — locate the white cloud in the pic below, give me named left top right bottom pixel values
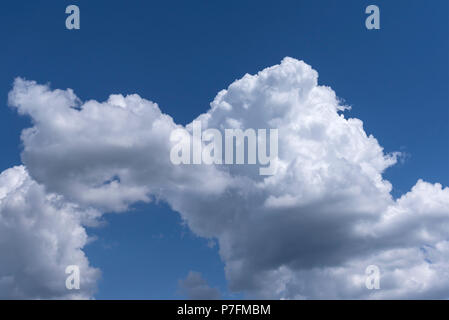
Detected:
left=178, top=271, right=221, bottom=300
left=0, top=166, right=100, bottom=299
left=8, top=78, right=230, bottom=213
left=7, top=57, right=449, bottom=299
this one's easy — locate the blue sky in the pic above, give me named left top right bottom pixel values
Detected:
left=0, top=1, right=447, bottom=299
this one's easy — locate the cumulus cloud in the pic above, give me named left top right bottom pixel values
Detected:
left=8, top=78, right=229, bottom=212
left=7, top=57, right=449, bottom=299
left=0, top=166, right=100, bottom=299
left=178, top=271, right=221, bottom=300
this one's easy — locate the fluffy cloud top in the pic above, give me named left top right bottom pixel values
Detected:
left=8, top=79, right=229, bottom=212
left=5, top=57, right=449, bottom=299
